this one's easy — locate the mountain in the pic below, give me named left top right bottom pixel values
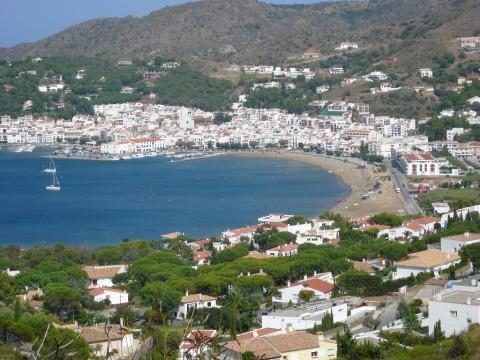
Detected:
left=0, top=0, right=479, bottom=67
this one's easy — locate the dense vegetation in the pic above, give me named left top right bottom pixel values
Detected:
left=0, top=210, right=480, bottom=357
left=154, top=66, right=233, bottom=111
left=0, top=57, right=235, bottom=118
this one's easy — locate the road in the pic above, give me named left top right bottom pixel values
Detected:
left=385, top=160, right=424, bottom=216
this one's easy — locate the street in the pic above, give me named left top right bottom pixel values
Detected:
left=385, top=160, right=424, bottom=216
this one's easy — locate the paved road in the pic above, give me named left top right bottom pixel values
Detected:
left=385, top=160, right=424, bottom=216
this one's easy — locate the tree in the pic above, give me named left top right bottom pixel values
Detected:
left=43, top=284, right=82, bottom=319
left=213, top=112, right=232, bottom=125
left=370, top=213, right=403, bottom=227
left=0, top=271, right=17, bottom=305
left=139, top=282, right=181, bottom=315
left=448, top=335, right=467, bottom=358
left=433, top=320, right=444, bottom=342
left=298, top=289, right=315, bottom=303
left=403, top=307, right=420, bottom=332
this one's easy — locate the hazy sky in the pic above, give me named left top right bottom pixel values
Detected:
left=1, top=0, right=323, bottom=48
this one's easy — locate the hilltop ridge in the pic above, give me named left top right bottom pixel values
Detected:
left=0, top=0, right=479, bottom=69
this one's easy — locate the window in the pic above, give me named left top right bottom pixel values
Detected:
left=311, top=351, right=318, bottom=358
left=450, top=310, right=458, bottom=317
left=207, top=302, right=211, bottom=307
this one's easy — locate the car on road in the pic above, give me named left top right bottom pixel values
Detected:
left=395, top=187, right=401, bottom=193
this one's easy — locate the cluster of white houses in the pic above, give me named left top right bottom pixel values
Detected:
left=1, top=78, right=480, bottom=178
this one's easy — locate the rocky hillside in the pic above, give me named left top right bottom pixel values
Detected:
left=0, top=0, right=479, bottom=67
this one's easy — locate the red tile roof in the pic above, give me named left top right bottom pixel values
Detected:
left=237, top=328, right=282, bottom=340
left=269, top=243, right=299, bottom=252
left=193, top=251, right=211, bottom=262
left=289, top=278, right=334, bottom=293
left=88, top=287, right=125, bottom=297
left=410, top=217, right=441, bottom=225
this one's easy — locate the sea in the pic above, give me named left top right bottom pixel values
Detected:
left=0, top=149, right=349, bottom=247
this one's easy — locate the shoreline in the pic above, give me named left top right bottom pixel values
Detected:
left=224, top=151, right=406, bottom=219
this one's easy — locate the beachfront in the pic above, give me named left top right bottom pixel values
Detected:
left=229, top=151, right=406, bottom=219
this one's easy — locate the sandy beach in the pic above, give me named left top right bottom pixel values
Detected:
left=227, top=151, right=406, bottom=219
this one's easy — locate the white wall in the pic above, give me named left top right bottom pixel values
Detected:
left=262, top=304, right=347, bottom=331
left=93, top=291, right=129, bottom=305
left=441, top=239, right=480, bottom=254
left=429, top=300, right=480, bottom=337
left=394, top=266, right=428, bottom=280
left=275, top=285, right=330, bottom=304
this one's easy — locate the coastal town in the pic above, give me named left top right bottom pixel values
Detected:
left=1, top=0, right=480, bottom=355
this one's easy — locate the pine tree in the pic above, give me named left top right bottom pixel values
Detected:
left=433, top=320, right=444, bottom=342
left=14, top=299, right=21, bottom=320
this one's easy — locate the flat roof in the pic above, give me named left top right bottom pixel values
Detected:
left=264, top=301, right=343, bottom=318
left=431, top=289, right=480, bottom=306
left=442, top=233, right=480, bottom=242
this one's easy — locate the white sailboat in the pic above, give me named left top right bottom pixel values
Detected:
left=43, top=158, right=57, bottom=173
left=45, top=159, right=61, bottom=191
left=46, top=171, right=61, bottom=191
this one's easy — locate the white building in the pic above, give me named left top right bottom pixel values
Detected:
left=175, top=292, right=218, bottom=320
left=396, top=152, right=452, bottom=177
left=258, top=214, right=293, bottom=224
left=75, top=323, right=139, bottom=360
left=429, top=289, right=480, bottom=337
left=329, top=66, right=344, bottom=75
left=266, top=243, right=299, bottom=257
left=88, top=287, right=129, bottom=305
left=38, top=84, right=65, bottom=93
left=221, top=226, right=258, bottom=244
left=458, top=37, right=480, bottom=49
left=393, top=249, right=461, bottom=280
left=335, top=42, right=359, bottom=51
left=419, top=68, right=433, bottom=78
left=83, top=265, right=128, bottom=289
left=441, top=232, right=480, bottom=255
left=262, top=301, right=348, bottom=331
left=273, top=273, right=334, bottom=304
left=432, top=202, right=451, bottom=215
left=447, top=128, right=464, bottom=141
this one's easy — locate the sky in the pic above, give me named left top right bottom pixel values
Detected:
left=0, top=0, right=324, bottom=48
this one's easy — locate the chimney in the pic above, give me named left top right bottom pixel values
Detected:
left=465, top=232, right=470, bottom=238
left=304, top=274, right=308, bottom=281
left=260, top=268, right=263, bottom=273
left=286, top=324, right=294, bottom=333
left=252, top=329, right=259, bottom=338
left=314, top=271, right=317, bottom=277
left=120, top=318, right=124, bottom=327
left=362, top=258, right=366, bottom=263
left=199, top=294, right=202, bottom=300
left=247, top=272, right=251, bottom=276
left=467, top=298, right=472, bottom=305
left=287, top=280, right=291, bottom=287
left=185, top=289, right=189, bottom=297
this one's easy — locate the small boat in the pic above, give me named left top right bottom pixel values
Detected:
left=46, top=171, right=61, bottom=191
left=42, top=158, right=57, bottom=173
left=121, top=155, right=132, bottom=160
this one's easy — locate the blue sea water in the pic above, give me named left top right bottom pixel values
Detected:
left=0, top=150, right=349, bottom=247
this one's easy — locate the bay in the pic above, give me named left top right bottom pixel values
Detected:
left=0, top=149, right=349, bottom=247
